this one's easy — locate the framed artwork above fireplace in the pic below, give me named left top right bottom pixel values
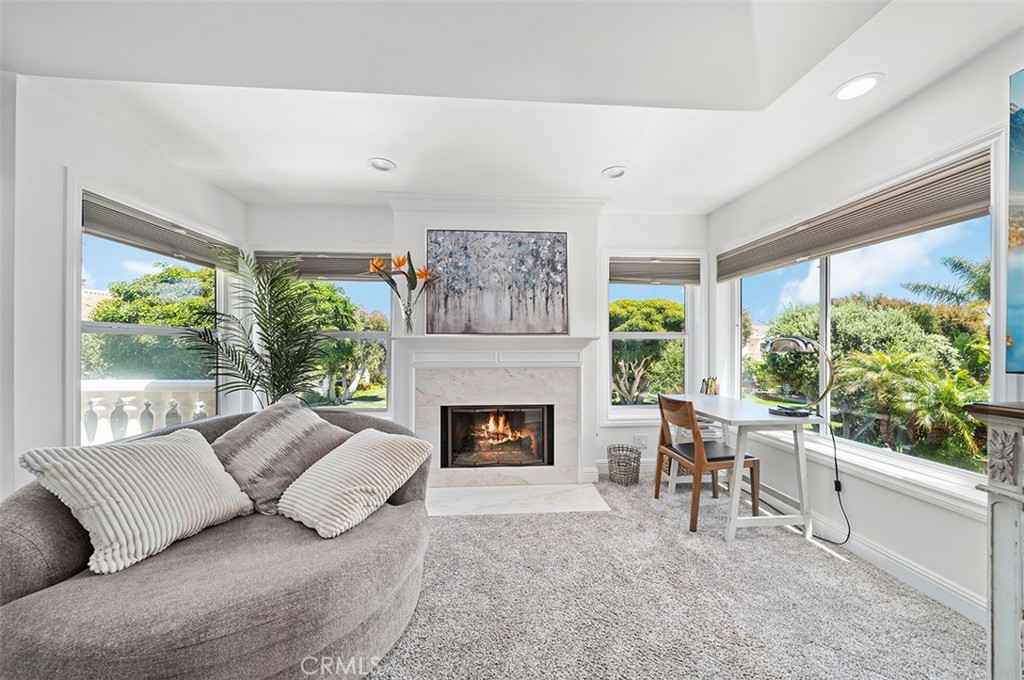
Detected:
left=426, top=229, right=569, bottom=334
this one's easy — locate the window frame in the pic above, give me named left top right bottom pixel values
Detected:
left=306, top=277, right=394, bottom=417
left=66, top=178, right=240, bottom=446
left=735, top=222, right=994, bottom=480
left=601, top=248, right=707, bottom=427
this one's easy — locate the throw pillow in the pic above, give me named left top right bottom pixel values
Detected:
left=19, top=428, right=253, bottom=574
left=212, top=395, right=353, bottom=514
left=278, top=428, right=432, bottom=538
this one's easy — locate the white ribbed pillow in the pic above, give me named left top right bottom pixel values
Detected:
left=279, top=428, right=432, bottom=538
left=19, top=428, right=253, bottom=574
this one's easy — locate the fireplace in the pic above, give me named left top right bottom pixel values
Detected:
left=440, top=405, right=554, bottom=468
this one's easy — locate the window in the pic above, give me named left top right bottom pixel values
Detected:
left=828, top=218, right=990, bottom=471
left=81, top=234, right=218, bottom=444
left=740, top=261, right=820, bottom=413
left=305, top=279, right=391, bottom=411
left=727, top=152, right=992, bottom=473
left=252, top=252, right=393, bottom=412
left=606, top=255, right=700, bottom=411
left=739, top=215, right=991, bottom=473
left=609, top=283, right=686, bottom=406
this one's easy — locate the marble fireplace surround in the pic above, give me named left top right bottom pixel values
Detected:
left=396, top=336, right=595, bottom=487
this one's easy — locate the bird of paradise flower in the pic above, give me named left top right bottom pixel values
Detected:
left=370, top=252, right=436, bottom=334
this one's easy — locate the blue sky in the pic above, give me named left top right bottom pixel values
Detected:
left=741, top=216, right=991, bottom=324
left=609, top=283, right=684, bottom=304
left=83, top=235, right=392, bottom=316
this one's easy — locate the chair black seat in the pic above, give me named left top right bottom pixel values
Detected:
left=664, top=440, right=756, bottom=463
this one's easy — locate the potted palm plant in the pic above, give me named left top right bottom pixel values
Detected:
left=181, top=253, right=327, bottom=407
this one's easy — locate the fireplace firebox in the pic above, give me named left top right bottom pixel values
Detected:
left=440, top=405, right=554, bottom=468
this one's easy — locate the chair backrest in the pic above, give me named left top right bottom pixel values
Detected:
left=658, top=395, right=708, bottom=464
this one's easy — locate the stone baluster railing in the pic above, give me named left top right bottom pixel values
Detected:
left=81, top=379, right=216, bottom=445
left=964, top=402, right=1024, bottom=680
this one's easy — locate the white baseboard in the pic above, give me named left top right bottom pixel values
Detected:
left=755, top=483, right=986, bottom=626
left=579, top=467, right=600, bottom=483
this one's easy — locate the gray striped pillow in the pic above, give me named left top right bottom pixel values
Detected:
left=278, top=428, right=432, bottom=538
left=212, top=396, right=352, bottom=515
left=19, top=428, right=253, bottom=574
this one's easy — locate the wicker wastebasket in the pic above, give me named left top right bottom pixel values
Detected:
left=607, top=444, right=642, bottom=486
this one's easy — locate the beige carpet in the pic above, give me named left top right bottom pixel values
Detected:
left=369, top=476, right=985, bottom=679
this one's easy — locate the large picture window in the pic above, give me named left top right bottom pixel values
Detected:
left=740, top=215, right=991, bottom=472
left=81, top=234, right=218, bottom=444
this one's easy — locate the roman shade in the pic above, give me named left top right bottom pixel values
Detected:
left=609, top=257, right=701, bottom=286
left=82, top=192, right=237, bottom=270
left=254, top=251, right=388, bottom=280
left=716, top=150, right=991, bottom=282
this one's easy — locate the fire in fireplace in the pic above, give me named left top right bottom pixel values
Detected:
left=440, top=405, right=554, bottom=467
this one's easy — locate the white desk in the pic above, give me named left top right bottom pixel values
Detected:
left=662, top=394, right=824, bottom=541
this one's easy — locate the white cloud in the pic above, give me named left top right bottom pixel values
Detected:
left=779, top=262, right=819, bottom=309
left=830, top=227, right=959, bottom=298
left=81, top=268, right=94, bottom=288
left=775, top=226, right=961, bottom=312
left=121, top=260, right=161, bottom=276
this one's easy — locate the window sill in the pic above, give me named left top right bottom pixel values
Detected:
left=603, top=407, right=661, bottom=428
left=747, top=430, right=987, bottom=521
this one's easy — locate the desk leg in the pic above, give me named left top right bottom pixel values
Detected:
left=793, top=427, right=812, bottom=539
left=725, top=426, right=749, bottom=542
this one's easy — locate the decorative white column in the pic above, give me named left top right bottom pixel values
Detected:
left=966, top=402, right=1024, bottom=680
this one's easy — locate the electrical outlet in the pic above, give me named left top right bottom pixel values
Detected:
left=633, top=434, right=648, bottom=449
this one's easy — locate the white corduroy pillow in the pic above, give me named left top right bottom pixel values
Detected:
left=278, top=428, right=432, bottom=538
left=19, top=428, right=253, bottom=574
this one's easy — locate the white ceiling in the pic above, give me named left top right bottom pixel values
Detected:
left=4, top=1, right=1024, bottom=213
left=2, top=1, right=887, bottom=110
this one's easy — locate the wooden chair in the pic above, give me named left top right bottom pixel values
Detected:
left=654, top=395, right=760, bottom=532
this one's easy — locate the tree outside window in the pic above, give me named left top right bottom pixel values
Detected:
left=609, top=285, right=686, bottom=406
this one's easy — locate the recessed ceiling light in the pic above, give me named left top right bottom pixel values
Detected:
left=832, top=73, right=884, bottom=101
left=601, top=166, right=627, bottom=179
left=650, top=258, right=662, bottom=263
left=368, top=157, right=397, bottom=172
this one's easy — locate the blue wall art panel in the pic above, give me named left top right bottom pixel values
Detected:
left=1008, top=68, right=1024, bottom=373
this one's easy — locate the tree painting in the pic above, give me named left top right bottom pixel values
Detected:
left=426, top=230, right=568, bottom=334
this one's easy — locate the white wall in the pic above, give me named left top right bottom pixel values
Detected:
left=704, top=28, right=1024, bottom=623
left=246, top=204, right=393, bottom=253
left=4, top=76, right=246, bottom=492
left=1, top=71, right=16, bottom=498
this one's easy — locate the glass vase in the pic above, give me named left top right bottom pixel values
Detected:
left=403, top=302, right=415, bottom=335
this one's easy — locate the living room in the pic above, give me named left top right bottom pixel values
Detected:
left=2, top=2, right=1023, bottom=678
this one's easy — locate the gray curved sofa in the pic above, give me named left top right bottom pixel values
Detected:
left=0, top=410, right=430, bottom=679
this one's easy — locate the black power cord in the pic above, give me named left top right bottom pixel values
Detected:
left=817, top=422, right=852, bottom=546
left=754, top=421, right=851, bottom=546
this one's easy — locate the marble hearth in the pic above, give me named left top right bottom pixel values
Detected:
left=396, top=336, right=594, bottom=487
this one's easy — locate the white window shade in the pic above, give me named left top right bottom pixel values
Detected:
left=253, top=252, right=388, bottom=280
left=716, top=151, right=991, bottom=282
left=609, top=257, right=701, bottom=286
left=82, top=192, right=236, bottom=270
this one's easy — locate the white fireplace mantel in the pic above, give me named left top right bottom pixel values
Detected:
left=393, top=335, right=598, bottom=368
